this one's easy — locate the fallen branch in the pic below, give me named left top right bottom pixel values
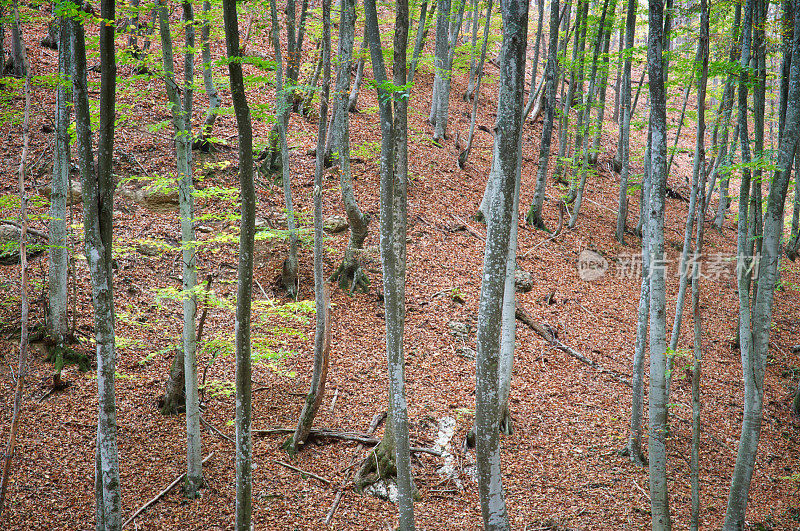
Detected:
left=522, top=200, right=565, bottom=258
left=451, top=214, right=486, bottom=241
left=200, top=416, right=234, bottom=444
left=0, top=219, right=48, bottom=240
left=325, top=413, right=385, bottom=525
left=121, top=452, right=214, bottom=528
left=515, top=305, right=632, bottom=388
left=273, top=460, right=331, bottom=486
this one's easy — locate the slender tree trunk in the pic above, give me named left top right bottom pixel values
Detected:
left=198, top=0, right=221, bottom=146
left=348, top=34, right=368, bottom=112
left=9, top=0, right=25, bottom=77
left=569, top=0, right=613, bottom=228
left=689, top=4, right=708, bottom=528
left=430, top=0, right=451, bottom=127
left=459, top=0, right=494, bottom=169
left=475, top=1, right=527, bottom=528
left=270, top=1, right=301, bottom=298
left=525, top=0, right=560, bottom=229
left=158, top=0, right=204, bottom=498
left=0, top=31, right=30, bottom=518
left=289, top=0, right=332, bottom=454
left=614, top=0, right=636, bottom=243
left=325, top=0, right=356, bottom=163
left=48, top=17, right=71, bottom=360
left=362, top=0, right=416, bottom=526
left=72, top=2, right=122, bottom=526
left=665, top=25, right=709, bottom=402
left=645, top=1, right=671, bottom=528
left=222, top=0, right=255, bottom=526
left=725, top=1, right=799, bottom=526
left=588, top=0, right=616, bottom=165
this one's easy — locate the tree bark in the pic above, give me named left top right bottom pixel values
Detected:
left=222, top=0, right=255, bottom=526
left=475, top=0, right=528, bottom=528
left=362, top=0, right=416, bottom=526
left=614, top=0, right=637, bottom=243
left=288, top=0, right=332, bottom=454
left=525, top=0, right=560, bottom=229
left=645, top=1, right=671, bottom=528
left=725, top=1, right=800, bottom=527
left=157, top=0, right=204, bottom=498
left=48, top=16, right=71, bottom=359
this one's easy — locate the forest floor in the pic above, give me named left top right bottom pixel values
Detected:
left=1, top=6, right=800, bottom=530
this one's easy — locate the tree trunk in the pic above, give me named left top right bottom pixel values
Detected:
left=270, top=0, right=301, bottom=299
left=363, top=0, right=416, bottom=526
left=9, top=0, right=25, bottom=77
left=407, top=0, right=431, bottom=87
left=614, top=0, right=637, bottom=243
left=288, top=0, right=332, bottom=454
left=198, top=0, right=221, bottom=146
left=475, top=1, right=527, bottom=528
left=459, top=0, right=494, bottom=170
left=73, top=2, right=122, bottom=527
left=568, top=0, right=613, bottom=228
left=525, top=0, right=560, bottom=229
left=329, top=0, right=371, bottom=293
left=157, top=0, right=204, bottom=498
left=645, top=1, right=671, bottom=528
left=348, top=34, right=368, bottom=112
left=429, top=0, right=451, bottom=128
left=48, top=16, right=71, bottom=363
left=222, top=0, right=256, bottom=526
left=725, top=1, right=800, bottom=527
left=689, top=4, right=708, bottom=528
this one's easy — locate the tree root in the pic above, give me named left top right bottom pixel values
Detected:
left=329, top=259, right=370, bottom=294
left=354, top=436, right=420, bottom=501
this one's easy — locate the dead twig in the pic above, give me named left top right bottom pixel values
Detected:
left=515, top=305, right=632, bottom=387
left=200, top=416, right=234, bottom=445
left=273, top=460, right=331, bottom=486
left=121, top=452, right=214, bottom=528
left=451, top=214, right=485, bottom=241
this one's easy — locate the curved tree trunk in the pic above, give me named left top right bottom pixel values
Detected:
left=288, top=0, right=332, bottom=454
left=725, top=1, right=800, bottom=527
left=329, top=0, right=371, bottom=293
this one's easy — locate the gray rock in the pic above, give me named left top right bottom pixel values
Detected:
left=514, top=269, right=534, bottom=293
left=0, top=224, right=46, bottom=264
left=39, top=180, right=83, bottom=206
left=447, top=320, right=470, bottom=339
left=323, top=215, right=349, bottom=234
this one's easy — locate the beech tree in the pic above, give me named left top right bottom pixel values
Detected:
left=221, top=0, right=256, bottom=526
left=354, top=0, right=416, bottom=527
left=525, top=0, right=560, bottom=229
left=71, top=0, right=122, bottom=527
left=475, top=0, right=527, bottom=527
left=287, top=0, right=332, bottom=454
left=645, top=0, right=671, bottom=528
left=157, top=0, right=203, bottom=497
left=725, top=1, right=800, bottom=526
left=47, top=13, right=71, bottom=380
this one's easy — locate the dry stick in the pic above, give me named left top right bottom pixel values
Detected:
left=515, top=305, right=632, bottom=387
left=200, top=415, right=234, bottom=444
left=325, top=412, right=384, bottom=525
left=451, top=214, right=485, bottom=241
left=121, top=452, right=215, bottom=528
left=273, top=460, right=331, bottom=485
left=0, top=28, right=31, bottom=516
